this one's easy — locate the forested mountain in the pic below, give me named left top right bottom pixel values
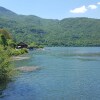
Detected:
left=0, top=6, right=100, bottom=46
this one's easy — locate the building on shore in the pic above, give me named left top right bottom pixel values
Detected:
left=17, top=42, right=28, bottom=49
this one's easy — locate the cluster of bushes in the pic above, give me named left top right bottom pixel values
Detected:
left=0, top=30, right=15, bottom=83
left=10, top=48, right=28, bottom=56
left=0, top=46, right=14, bottom=83
left=0, top=29, right=27, bottom=84
left=28, top=42, right=44, bottom=49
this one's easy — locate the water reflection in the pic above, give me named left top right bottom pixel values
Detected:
left=0, top=82, right=8, bottom=98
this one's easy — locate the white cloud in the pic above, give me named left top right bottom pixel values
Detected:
left=70, top=6, right=87, bottom=13
left=97, top=2, right=100, bottom=5
left=70, top=2, right=100, bottom=14
left=88, top=5, right=97, bottom=9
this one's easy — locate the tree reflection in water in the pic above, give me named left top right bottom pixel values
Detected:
left=0, top=82, right=8, bottom=98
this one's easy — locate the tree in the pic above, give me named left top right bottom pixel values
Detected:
left=7, top=39, right=16, bottom=48
left=0, top=34, right=8, bottom=47
left=0, top=29, right=11, bottom=39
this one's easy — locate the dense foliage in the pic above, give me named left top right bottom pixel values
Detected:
left=0, top=46, right=14, bottom=83
left=0, top=6, right=100, bottom=46
left=0, top=29, right=28, bottom=83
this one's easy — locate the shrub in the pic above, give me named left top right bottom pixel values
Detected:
left=10, top=48, right=28, bottom=56
left=0, top=46, right=14, bottom=83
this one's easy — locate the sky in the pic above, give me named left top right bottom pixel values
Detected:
left=0, top=0, right=100, bottom=19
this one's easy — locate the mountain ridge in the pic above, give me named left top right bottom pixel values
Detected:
left=0, top=6, right=100, bottom=46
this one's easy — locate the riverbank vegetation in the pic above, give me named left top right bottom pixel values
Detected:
left=28, top=42, right=44, bottom=49
left=0, top=29, right=28, bottom=55
left=0, top=29, right=28, bottom=83
left=0, top=29, right=44, bottom=83
left=0, top=29, right=15, bottom=83
left=0, top=45, right=14, bottom=83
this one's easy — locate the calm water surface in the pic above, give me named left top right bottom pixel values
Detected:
left=1, top=47, right=100, bottom=100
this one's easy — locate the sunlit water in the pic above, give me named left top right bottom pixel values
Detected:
left=1, top=47, right=100, bottom=100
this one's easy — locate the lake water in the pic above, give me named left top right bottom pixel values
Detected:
left=1, top=47, right=100, bottom=100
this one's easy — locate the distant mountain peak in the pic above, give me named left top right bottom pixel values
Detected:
left=0, top=6, right=17, bottom=16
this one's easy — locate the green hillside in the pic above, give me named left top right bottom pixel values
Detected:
left=0, top=6, right=100, bottom=46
